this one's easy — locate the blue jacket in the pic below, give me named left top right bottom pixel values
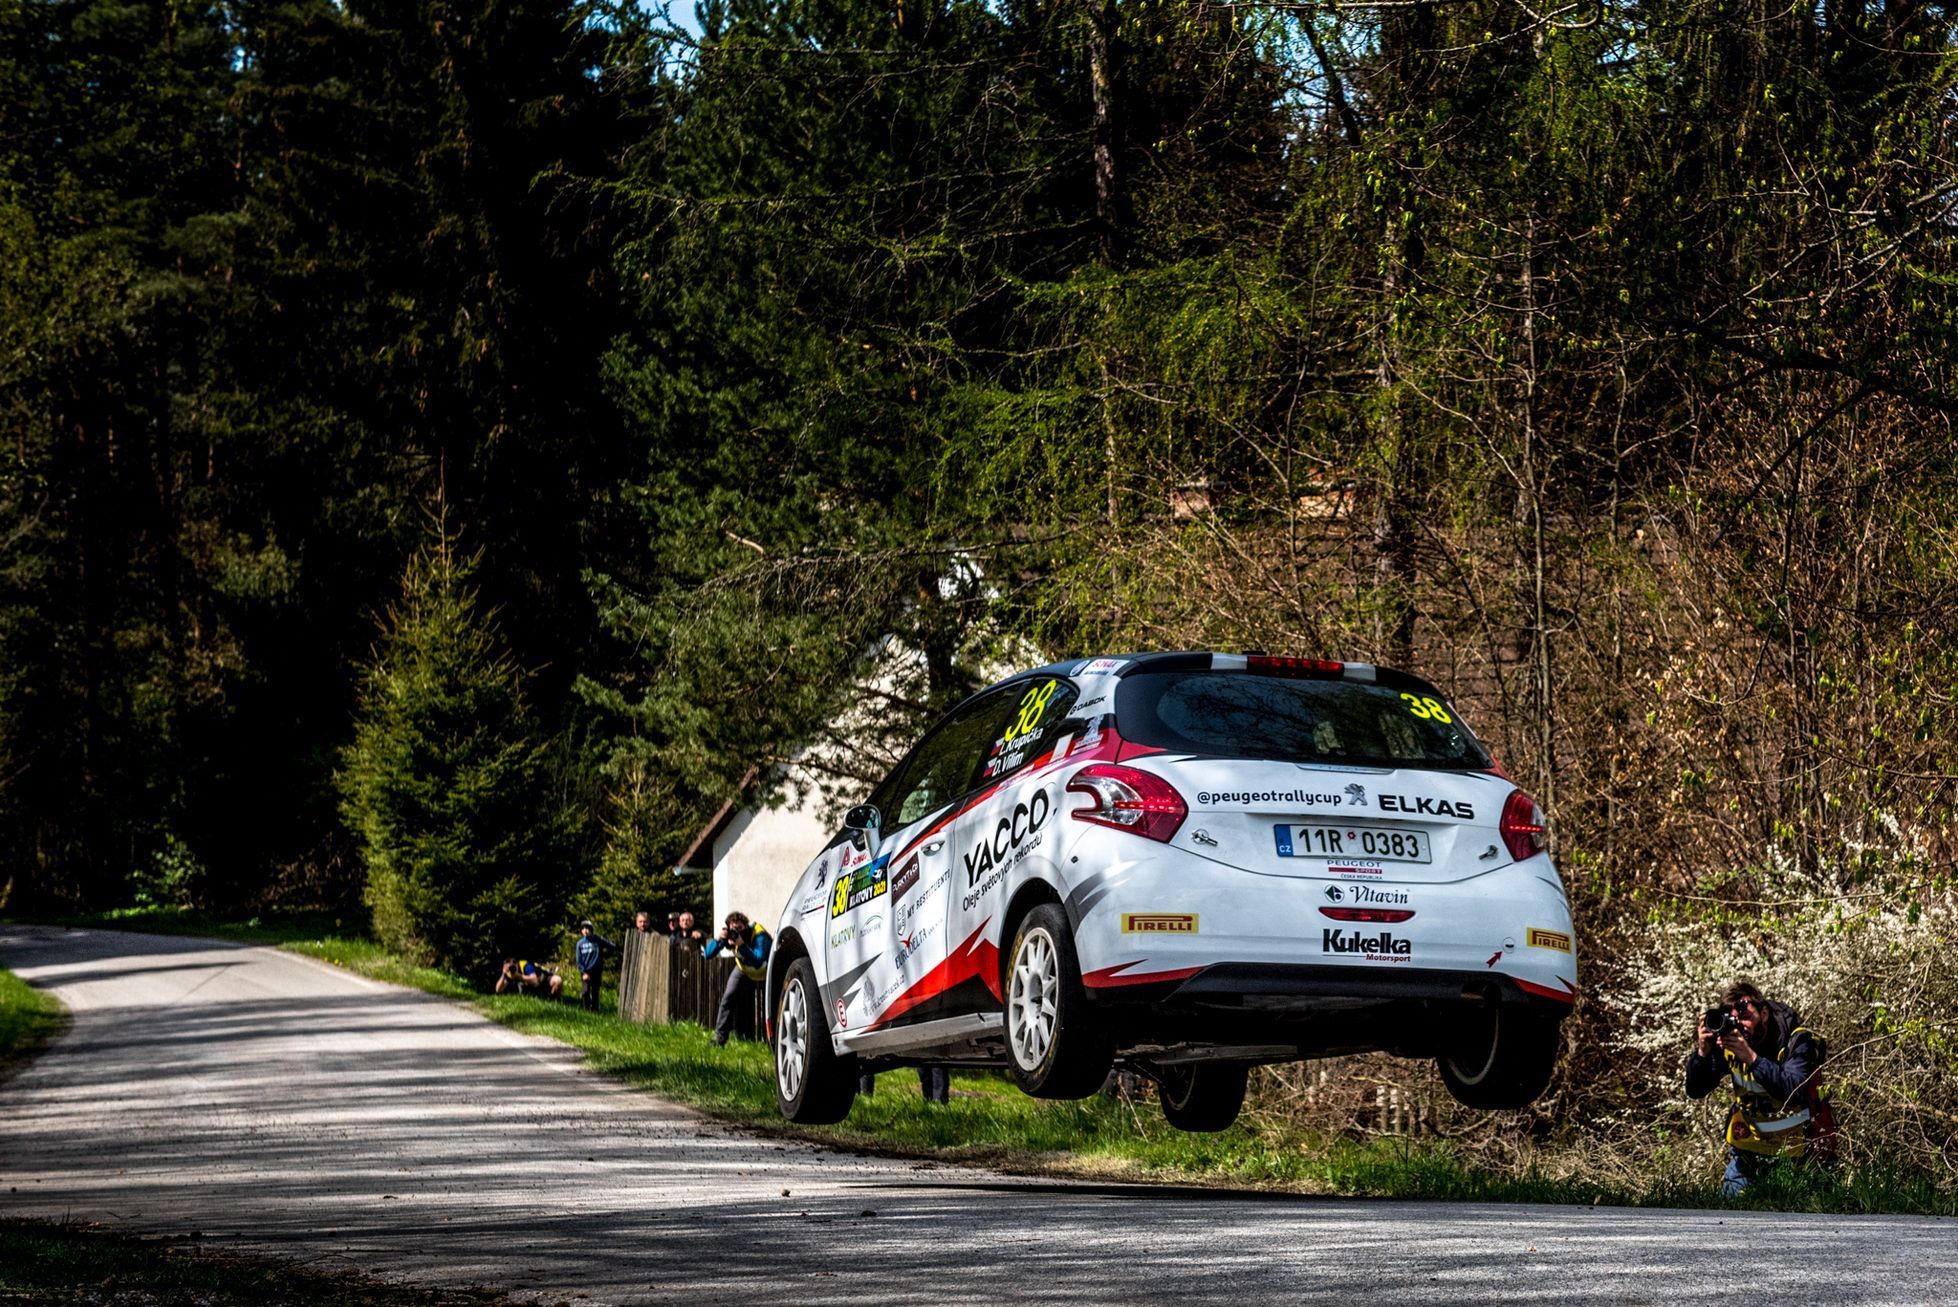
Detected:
left=702, top=926, right=771, bottom=980
left=576, top=933, right=616, bottom=976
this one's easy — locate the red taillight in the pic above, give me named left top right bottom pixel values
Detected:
left=1248, top=655, right=1344, bottom=677
left=1319, top=907, right=1415, bottom=923
left=1067, top=763, right=1188, bottom=842
left=1500, top=789, right=1548, bottom=861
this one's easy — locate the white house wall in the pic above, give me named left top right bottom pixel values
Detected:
left=711, top=774, right=833, bottom=931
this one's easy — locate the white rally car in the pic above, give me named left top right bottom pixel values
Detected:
left=768, top=653, right=1575, bottom=1131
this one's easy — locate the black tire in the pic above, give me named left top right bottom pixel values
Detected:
left=774, top=956, right=859, bottom=1124
left=1435, top=1004, right=1562, bottom=1110
left=1157, top=1063, right=1249, bottom=1132
left=1003, top=903, right=1113, bottom=1099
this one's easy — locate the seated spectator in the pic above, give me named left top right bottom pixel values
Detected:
left=496, top=958, right=562, bottom=999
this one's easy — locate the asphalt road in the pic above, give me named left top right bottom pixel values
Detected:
left=0, top=925, right=1951, bottom=1306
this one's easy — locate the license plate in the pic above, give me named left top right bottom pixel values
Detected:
left=1274, top=823, right=1432, bottom=863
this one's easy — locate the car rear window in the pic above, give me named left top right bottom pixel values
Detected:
left=1114, top=671, right=1491, bottom=770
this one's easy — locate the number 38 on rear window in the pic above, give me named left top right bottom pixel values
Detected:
left=1399, top=693, right=1453, bottom=724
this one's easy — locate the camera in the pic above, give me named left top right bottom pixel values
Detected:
left=1704, top=1007, right=1739, bottom=1037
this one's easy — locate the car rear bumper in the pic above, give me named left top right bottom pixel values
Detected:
left=1162, top=962, right=1573, bottom=1010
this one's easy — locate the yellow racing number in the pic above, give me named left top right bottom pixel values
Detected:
left=1003, top=680, right=1058, bottom=744
left=1399, top=692, right=1454, bottom=724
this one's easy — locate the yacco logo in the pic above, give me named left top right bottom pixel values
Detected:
left=1527, top=927, right=1572, bottom=953
left=1197, top=789, right=1342, bottom=807
left=1379, top=794, right=1475, bottom=820
left=1121, top=913, right=1197, bottom=934
left=1321, top=929, right=1412, bottom=958
left=964, top=791, right=1052, bottom=887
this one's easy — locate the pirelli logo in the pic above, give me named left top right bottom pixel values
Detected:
left=1526, top=927, right=1572, bottom=953
left=1122, top=913, right=1197, bottom=934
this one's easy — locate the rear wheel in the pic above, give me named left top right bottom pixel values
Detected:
left=1436, top=1005, right=1561, bottom=1110
left=1004, top=904, right=1112, bottom=1099
left=774, top=956, right=859, bottom=1124
left=1156, top=1063, right=1249, bottom=1132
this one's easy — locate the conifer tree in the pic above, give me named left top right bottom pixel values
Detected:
left=339, top=521, right=571, bottom=980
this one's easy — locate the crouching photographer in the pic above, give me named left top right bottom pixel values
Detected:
left=1685, top=979, right=1833, bottom=1196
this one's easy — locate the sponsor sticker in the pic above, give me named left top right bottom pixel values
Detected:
left=1323, top=884, right=1410, bottom=905
left=891, top=854, right=921, bottom=900
left=1325, top=863, right=1385, bottom=878
left=835, top=999, right=848, bottom=1028
left=963, top=791, right=1051, bottom=887
left=1321, top=928, right=1412, bottom=961
left=1079, top=657, right=1128, bottom=675
left=1122, top=913, right=1198, bottom=934
left=1379, top=794, right=1476, bottom=820
left=830, top=858, right=889, bottom=918
left=1209, top=788, right=1347, bottom=808
left=1526, top=927, right=1572, bottom=953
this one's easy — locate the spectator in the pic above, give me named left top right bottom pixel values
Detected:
left=663, top=910, right=679, bottom=937
left=701, top=911, right=771, bottom=1045
left=672, top=910, right=704, bottom=949
left=634, top=910, right=653, bottom=934
left=575, top=919, right=618, bottom=1012
left=496, top=957, right=562, bottom=999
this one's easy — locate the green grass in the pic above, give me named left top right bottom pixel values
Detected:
left=20, top=907, right=1958, bottom=1216
left=0, top=1218, right=510, bottom=1305
left=0, top=965, right=65, bottom=1083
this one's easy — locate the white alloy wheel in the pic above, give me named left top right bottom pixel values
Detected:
left=777, top=973, right=809, bottom=1101
left=1010, top=926, right=1060, bottom=1069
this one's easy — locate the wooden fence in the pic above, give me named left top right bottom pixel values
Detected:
left=616, top=931, right=766, bottom=1037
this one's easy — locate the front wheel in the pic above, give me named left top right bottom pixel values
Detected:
left=774, top=956, right=859, bottom=1124
left=1436, top=1005, right=1562, bottom=1110
left=1156, top=1063, right=1249, bottom=1132
left=1004, top=904, right=1113, bottom=1099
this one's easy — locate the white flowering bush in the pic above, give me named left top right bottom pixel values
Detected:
left=1599, top=866, right=1958, bottom=1182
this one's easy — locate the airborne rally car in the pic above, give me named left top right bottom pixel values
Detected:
left=767, top=653, right=1575, bottom=1131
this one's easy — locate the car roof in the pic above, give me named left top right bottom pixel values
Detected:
left=986, top=652, right=1454, bottom=700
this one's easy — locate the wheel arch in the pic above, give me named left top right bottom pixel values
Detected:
left=769, top=927, right=809, bottom=1020
left=997, top=875, right=1065, bottom=995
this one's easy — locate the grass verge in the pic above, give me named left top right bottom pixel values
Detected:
left=0, top=1218, right=510, bottom=1305
left=0, top=965, right=65, bottom=1084
left=21, top=907, right=1958, bottom=1216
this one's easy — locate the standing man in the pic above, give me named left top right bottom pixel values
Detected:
left=634, top=910, right=653, bottom=935
left=1685, top=978, right=1826, bottom=1196
left=702, top=911, right=771, bottom=1045
left=673, top=911, right=704, bottom=950
left=575, top=920, right=618, bottom=1013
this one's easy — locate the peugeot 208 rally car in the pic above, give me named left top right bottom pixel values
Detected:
left=767, top=653, right=1575, bottom=1131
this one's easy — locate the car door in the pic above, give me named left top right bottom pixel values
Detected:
left=826, top=690, right=1023, bottom=1038
left=942, top=675, right=1080, bottom=978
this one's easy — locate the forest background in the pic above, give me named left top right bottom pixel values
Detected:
left=3, top=0, right=1955, bottom=1190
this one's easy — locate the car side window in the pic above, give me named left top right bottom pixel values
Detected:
left=969, top=677, right=1078, bottom=789
left=887, top=690, right=1017, bottom=827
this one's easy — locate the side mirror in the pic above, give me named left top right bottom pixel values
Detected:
left=844, top=804, right=882, bottom=834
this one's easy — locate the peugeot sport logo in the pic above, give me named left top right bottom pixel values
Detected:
left=1344, top=783, right=1367, bottom=806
